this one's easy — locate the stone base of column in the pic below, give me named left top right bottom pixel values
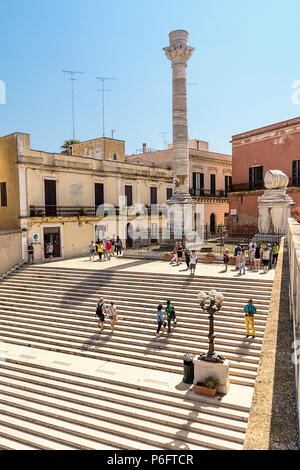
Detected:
left=168, top=193, right=193, bottom=205
left=193, top=357, right=230, bottom=395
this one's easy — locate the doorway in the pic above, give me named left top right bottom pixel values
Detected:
left=43, top=227, right=61, bottom=258
left=210, top=213, right=216, bottom=234
left=126, top=223, right=133, bottom=249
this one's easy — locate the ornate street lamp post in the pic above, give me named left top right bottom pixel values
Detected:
left=198, top=290, right=225, bottom=364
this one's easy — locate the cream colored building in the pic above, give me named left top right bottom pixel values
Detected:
left=126, top=139, right=232, bottom=231
left=0, top=133, right=175, bottom=264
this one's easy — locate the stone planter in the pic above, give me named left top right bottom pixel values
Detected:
left=194, top=383, right=217, bottom=397
left=164, top=253, right=173, bottom=260
left=203, top=255, right=216, bottom=262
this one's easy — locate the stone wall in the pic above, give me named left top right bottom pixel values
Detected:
left=0, top=229, right=22, bottom=275
left=287, top=218, right=300, bottom=436
left=243, top=236, right=299, bottom=449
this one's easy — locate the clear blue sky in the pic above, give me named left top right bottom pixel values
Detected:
left=1, top=0, right=300, bottom=156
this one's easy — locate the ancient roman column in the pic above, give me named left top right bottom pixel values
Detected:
left=163, top=30, right=194, bottom=203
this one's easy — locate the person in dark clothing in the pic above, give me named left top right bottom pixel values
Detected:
left=165, top=300, right=177, bottom=334
left=184, top=249, right=191, bottom=270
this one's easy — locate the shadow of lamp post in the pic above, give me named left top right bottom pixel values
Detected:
left=198, top=290, right=225, bottom=364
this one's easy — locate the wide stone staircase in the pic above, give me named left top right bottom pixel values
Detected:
left=0, top=265, right=274, bottom=450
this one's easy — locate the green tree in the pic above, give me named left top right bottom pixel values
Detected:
left=60, top=139, right=80, bottom=155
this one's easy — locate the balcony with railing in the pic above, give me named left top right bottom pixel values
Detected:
left=21, top=205, right=164, bottom=218
left=229, top=177, right=300, bottom=193
left=189, top=188, right=229, bottom=198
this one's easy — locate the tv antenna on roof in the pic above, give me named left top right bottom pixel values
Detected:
left=159, top=132, right=169, bottom=149
left=96, top=76, right=117, bottom=137
left=63, top=70, right=85, bottom=139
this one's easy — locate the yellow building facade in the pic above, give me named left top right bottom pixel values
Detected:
left=0, top=133, right=174, bottom=264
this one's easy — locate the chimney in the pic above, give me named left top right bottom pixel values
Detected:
left=143, top=143, right=147, bottom=154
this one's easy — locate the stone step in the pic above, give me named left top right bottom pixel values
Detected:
left=7, top=268, right=274, bottom=292
left=0, top=303, right=268, bottom=337
left=0, top=318, right=262, bottom=359
left=0, top=333, right=256, bottom=386
left=0, top=372, right=247, bottom=433
left=0, top=310, right=264, bottom=347
left=0, top=314, right=263, bottom=353
left=9, top=274, right=272, bottom=299
left=20, top=266, right=274, bottom=287
left=0, top=434, right=42, bottom=450
left=0, top=399, right=236, bottom=450
left=0, top=282, right=272, bottom=308
left=0, top=321, right=262, bottom=365
left=2, top=359, right=251, bottom=415
left=0, top=385, right=246, bottom=446
left=0, top=423, right=76, bottom=450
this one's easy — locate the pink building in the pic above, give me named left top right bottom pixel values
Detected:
left=126, top=139, right=232, bottom=230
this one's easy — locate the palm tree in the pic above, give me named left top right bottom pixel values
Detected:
left=60, top=139, right=80, bottom=155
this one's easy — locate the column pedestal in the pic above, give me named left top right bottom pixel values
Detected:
left=193, top=357, right=230, bottom=395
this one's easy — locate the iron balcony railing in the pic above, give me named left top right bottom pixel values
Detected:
left=229, top=177, right=300, bottom=193
left=23, top=205, right=164, bottom=218
left=189, top=188, right=228, bottom=198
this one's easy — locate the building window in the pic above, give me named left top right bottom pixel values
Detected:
left=225, top=176, right=232, bottom=196
left=0, top=182, right=7, bottom=207
left=192, top=172, right=204, bottom=196
left=292, top=160, right=300, bottom=186
left=44, top=179, right=57, bottom=216
left=210, top=174, right=216, bottom=196
left=249, top=166, right=263, bottom=189
left=125, top=185, right=133, bottom=206
left=167, top=188, right=173, bottom=200
left=95, top=183, right=104, bottom=207
left=150, top=187, right=157, bottom=205
left=113, top=154, right=118, bottom=160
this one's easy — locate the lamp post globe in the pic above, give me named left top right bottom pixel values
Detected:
left=198, top=290, right=225, bottom=364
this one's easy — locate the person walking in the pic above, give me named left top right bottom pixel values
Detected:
left=223, top=249, right=229, bottom=272
left=272, top=242, right=279, bottom=267
left=107, top=302, right=118, bottom=332
left=177, top=242, right=183, bottom=265
left=249, top=245, right=256, bottom=271
left=165, top=300, right=177, bottom=334
left=254, top=244, right=261, bottom=271
left=95, top=298, right=107, bottom=332
left=262, top=246, right=270, bottom=272
left=116, top=237, right=122, bottom=256
left=239, top=249, right=246, bottom=275
left=111, top=236, right=116, bottom=256
left=28, top=242, right=34, bottom=264
left=89, top=241, right=96, bottom=261
left=235, top=244, right=242, bottom=269
left=244, top=299, right=256, bottom=339
left=156, top=304, right=165, bottom=337
left=97, top=241, right=104, bottom=261
left=189, top=250, right=197, bottom=276
left=105, top=239, right=112, bottom=261
left=170, top=242, right=178, bottom=265
left=267, top=243, right=273, bottom=270
left=47, top=242, right=54, bottom=261
left=184, top=248, right=191, bottom=270
left=102, top=240, right=107, bottom=260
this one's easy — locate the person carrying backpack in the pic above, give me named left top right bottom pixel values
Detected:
left=165, top=300, right=177, bottom=334
left=96, top=298, right=107, bottom=332
left=156, top=304, right=165, bottom=337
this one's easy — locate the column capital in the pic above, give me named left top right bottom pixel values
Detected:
left=163, top=43, right=194, bottom=66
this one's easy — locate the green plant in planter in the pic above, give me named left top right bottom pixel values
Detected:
left=77, top=207, right=87, bottom=217
left=203, top=376, right=219, bottom=389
